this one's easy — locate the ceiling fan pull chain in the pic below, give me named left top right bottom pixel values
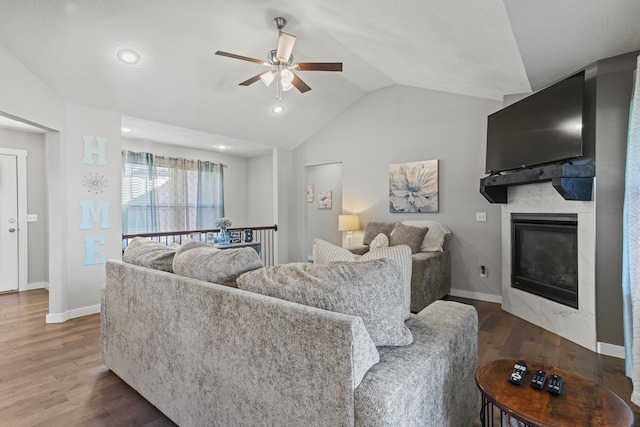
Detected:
left=276, top=77, right=282, bottom=100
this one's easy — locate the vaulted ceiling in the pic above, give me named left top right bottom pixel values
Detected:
left=0, top=0, right=638, bottom=156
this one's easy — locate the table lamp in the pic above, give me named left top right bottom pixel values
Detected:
left=338, top=214, right=360, bottom=247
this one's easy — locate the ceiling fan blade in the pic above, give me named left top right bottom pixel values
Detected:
left=276, top=31, right=296, bottom=63
left=295, top=62, right=343, bottom=72
left=239, top=73, right=264, bottom=86
left=291, top=73, right=311, bottom=93
left=215, top=51, right=267, bottom=65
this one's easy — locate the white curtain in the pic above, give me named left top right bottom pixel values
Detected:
left=122, top=151, right=224, bottom=235
left=622, top=54, right=640, bottom=405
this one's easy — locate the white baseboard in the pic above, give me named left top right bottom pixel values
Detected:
left=597, top=342, right=626, bottom=359
left=46, top=303, right=101, bottom=323
left=449, top=288, right=502, bottom=304
left=24, top=281, right=49, bottom=291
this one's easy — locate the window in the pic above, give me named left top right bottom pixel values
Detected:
left=122, top=151, right=224, bottom=234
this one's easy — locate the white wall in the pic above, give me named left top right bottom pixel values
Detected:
left=0, top=44, right=64, bottom=130
left=306, top=163, right=343, bottom=259
left=274, top=148, right=292, bottom=264
left=59, top=103, right=123, bottom=320
left=0, top=128, right=48, bottom=286
left=122, top=138, right=250, bottom=227
left=291, top=85, right=504, bottom=300
left=247, top=152, right=274, bottom=227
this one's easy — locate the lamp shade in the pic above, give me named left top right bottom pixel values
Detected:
left=338, top=214, right=360, bottom=232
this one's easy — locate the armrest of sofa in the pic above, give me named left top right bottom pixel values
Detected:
left=347, top=245, right=370, bottom=256
left=354, top=300, right=478, bottom=427
left=410, top=250, right=451, bottom=313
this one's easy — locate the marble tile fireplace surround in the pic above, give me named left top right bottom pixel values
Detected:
left=501, top=182, right=596, bottom=351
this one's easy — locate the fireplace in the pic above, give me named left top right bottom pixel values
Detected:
left=511, top=213, right=578, bottom=309
left=501, top=183, right=595, bottom=351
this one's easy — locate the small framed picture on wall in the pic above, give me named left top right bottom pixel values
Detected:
left=318, top=191, right=332, bottom=209
left=307, top=185, right=314, bottom=202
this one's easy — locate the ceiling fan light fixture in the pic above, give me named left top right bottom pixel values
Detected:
left=216, top=16, right=342, bottom=99
left=260, top=71, right=276, bottom=87
left=280, top=69, right=294, bottom=83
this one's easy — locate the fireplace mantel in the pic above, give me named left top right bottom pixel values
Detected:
left=480, top=164, right=595, bottom=203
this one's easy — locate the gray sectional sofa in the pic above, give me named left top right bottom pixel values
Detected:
left=102, top=239, right=478, bottom=427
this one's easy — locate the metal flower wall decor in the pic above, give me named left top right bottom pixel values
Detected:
left=82, top=172, right=108, bottom=194
left=389, top=159, right=439, bottom=213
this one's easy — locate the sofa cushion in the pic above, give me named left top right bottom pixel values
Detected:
left=402, top=220, right=452, bottom=252
left=369, top=233, right=389, bottom=251
left=313, top=239, right=412, bottom=320
left=123, top=237, right=177, bottom=272
left=390, top=223, right=429, bottom=254
left=362, top=221, right=396, bottom=246
left=237, top=260, right=413, bottom=347
left=312, top=238, right=357, bottom=264
left=172, top=240, right=264, bottom=287
left=360, top=245, right=412, bottom=320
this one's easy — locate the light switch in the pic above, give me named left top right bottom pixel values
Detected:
left=476, top=212, right=487, bottom=222
left=27, top=214, right=38, bottom=222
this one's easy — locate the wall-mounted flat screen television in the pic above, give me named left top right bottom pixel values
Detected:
left=485, top=71, right=585, bottom=174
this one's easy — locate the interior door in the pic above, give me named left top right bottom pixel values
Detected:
left=0, top=154, right=19, bottom=292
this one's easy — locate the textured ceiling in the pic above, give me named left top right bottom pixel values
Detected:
left=0, top=0, right=638, bottom=156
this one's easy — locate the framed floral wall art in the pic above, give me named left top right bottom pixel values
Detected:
left=389, top=159, right=438, bottom=213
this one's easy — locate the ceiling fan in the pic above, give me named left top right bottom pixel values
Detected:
left=215, top=17, right=342, bottom=100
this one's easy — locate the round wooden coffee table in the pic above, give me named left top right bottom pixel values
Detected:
left=475, top=359, right=636, bottom=427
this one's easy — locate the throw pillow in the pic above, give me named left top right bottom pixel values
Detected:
left=311, top=239, right=412, bottom=320
left=237, top=260, right=413, bottom=347
left=123, top=237, right=177, bottom=272
left=173, top=240, right=264, bottom=287
left=362, top=222, right=396, bottom=246
left=389, top=223, right=429, bottom=254
left=369, top=233, right=389, bottom=251
left=312, top=238, right=356, bottom=263
left=402, top=220, right=452, bottom=252
left=360, top=245, right=412, bottom=320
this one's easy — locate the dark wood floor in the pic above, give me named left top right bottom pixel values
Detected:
left=446, top=295, right=640, bottom=425
left=1, top=289, right=638, bottom=426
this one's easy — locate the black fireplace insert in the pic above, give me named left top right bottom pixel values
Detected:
left=511, top=213, right=578, bottom=309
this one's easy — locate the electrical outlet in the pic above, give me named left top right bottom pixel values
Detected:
left=476, top=212, right=487, bottom=222
left=480, top=265, right=488, bottom=277
left=27, top=214, right=38, bottom=222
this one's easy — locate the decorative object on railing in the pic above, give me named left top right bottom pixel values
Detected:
left=215, top=217, right=233, bottom=244
left=122, top=225, right=278, bottom=266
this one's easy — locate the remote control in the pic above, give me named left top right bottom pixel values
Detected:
left=530, top=370, right=547, bottom=389
left=547, top=374, right=563, bottom=394
left=508, top=361, right=528, bottom=385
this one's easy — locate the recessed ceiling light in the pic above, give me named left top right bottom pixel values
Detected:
left=271, top=104, right=285, bottom=114
left=216, top=145, right=228, bottom=150
left=121, top=127, right=133, bottom=132
left=117, top=49, right=141, bottom=65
